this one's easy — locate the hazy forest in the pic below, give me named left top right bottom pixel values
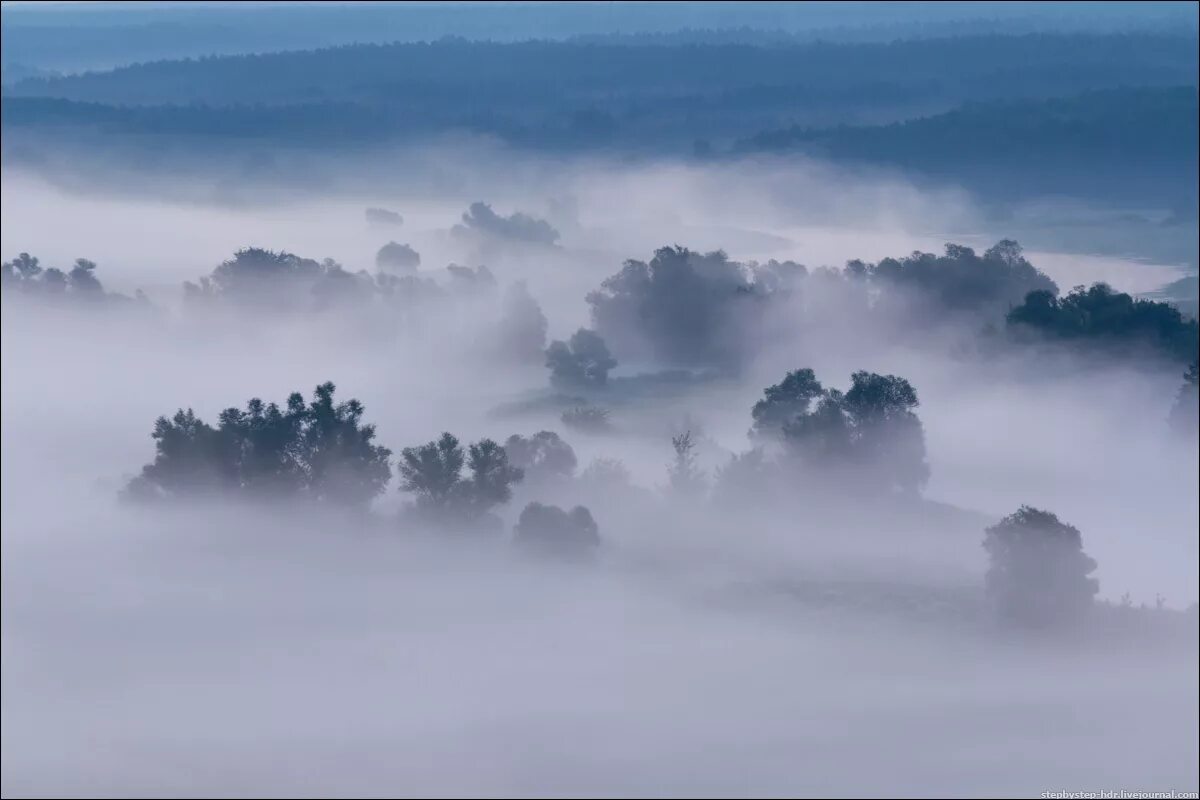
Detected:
left=2, top=2, right=1198, bottom=798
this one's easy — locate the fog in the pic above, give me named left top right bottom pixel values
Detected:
left=2, top=147, right=1197, bottom=798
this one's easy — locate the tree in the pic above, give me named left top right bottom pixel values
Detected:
left=68, top=258, right=104, bottom=295
left=545, top=328, right=617, bottom=390
left=1169, top=361, right=1198, bottom=436
left=124, top=382, right=391, bottom=510
left=513, top=502, right=600, bottom=559
left=586, top=245, right=772, bottom=369
left=756, top=368, right=930, bottom=495
left=397, top=432, right=523, bottom=527
left=504, top=431, right=577, bottom=482
left=667, top=430, right=707, bottom=497
left=751, top=368, right=824, bottom=439
left=375, top=241, right=420, bottom=272
left=983, top=506, right=1099, bottom=626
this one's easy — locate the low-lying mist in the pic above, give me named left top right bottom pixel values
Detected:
left=2, top=146, right=1197, bottom=798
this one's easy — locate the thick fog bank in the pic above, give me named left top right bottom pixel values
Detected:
left=2, top=148, right=1197, bottom=797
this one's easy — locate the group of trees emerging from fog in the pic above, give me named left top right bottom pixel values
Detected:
left=5, top=234, right=1196, bottom=427
left=119, top=371, right=1125, bottom=625
left=1, top=252, right=140, bottom=304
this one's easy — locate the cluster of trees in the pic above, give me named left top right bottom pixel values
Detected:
left=452, top=202, right=560, bottom=246
left=7, top=33, right=1194, bottom=161
left=119, top=377, right=1126, bottom=626
left=1, top=252, right=138, bottom=304
left=587, top=245, right=796, bottom=370
left=125, top=384, right=602, bottom=555
left=865, top=240, right=1058, bottom=320
left=748, top=368, right=930, bottom=495
left=183, top=247, right=377, bottom=312
left=124, top=382, right=392, bottom=508
left=1006, top=282, right=1199, bottom=366
left=181, top=247, right=507, bottom=314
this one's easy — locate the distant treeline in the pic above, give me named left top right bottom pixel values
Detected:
left=3, top=34, right=1194, bottom=154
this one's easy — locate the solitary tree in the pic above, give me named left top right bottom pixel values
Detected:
left=667, top=430, right=707, bottom=497
left=545, top=328, right=617, bottom=390
left=375, top=241, right=421, bottom=272
left=983, top=506, right=1099, bottom=626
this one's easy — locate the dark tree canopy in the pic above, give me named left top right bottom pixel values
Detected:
left=751, top=368, right=930, bottom=495
left=2, top=252, right=136, bottom=304
left=184, top=247, right=375, bottom=312
left=865, top=240, right=1058, bottom=320
left=125, top=382, right=391, bottom=509
left=751, top=368, right=825, bottom=438
left=545, top=328, right=617, bottom=391
left=452, top=202, right=560, bottom=246
left=513, top=502, right=600, bottom=559
left=1007, top=282, right=1199, bottom=365
left=587, top=245, right=776, bottom=369
left=983, top=506, right=1099, bottom=626
left=397, top=432, right=523, bottom=527
left=375, top=241, right=420, bottom=272
left=504, top=431, right=577, bottom=482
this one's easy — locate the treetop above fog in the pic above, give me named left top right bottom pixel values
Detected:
left=125, top=381, right=392, bottom=508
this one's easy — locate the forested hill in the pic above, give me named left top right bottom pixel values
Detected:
left=7, top=33, right=1195, bottom=116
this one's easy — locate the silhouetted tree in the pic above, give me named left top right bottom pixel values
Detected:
left=751, top=368, right=824, bottom=439
left=375, top=241, right=420, bottom=272
left=667, top=430, right=707, bottom=497
left=504, top=431, right=577, bottom=482
left=983, top=506, right=1099, bottom=626
left=513, top=502, right=600, bottom=558
left=124, top=382, right=391, bottom=509
left=754, top=368, right=929, bottom=494
left=545, top=328, right=617, bottom=390
left=397, top=432, right=523, bottom=527
left=1007, top=282, right=1198, bottom=364
left=3, top=252, right=129, bottom=302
